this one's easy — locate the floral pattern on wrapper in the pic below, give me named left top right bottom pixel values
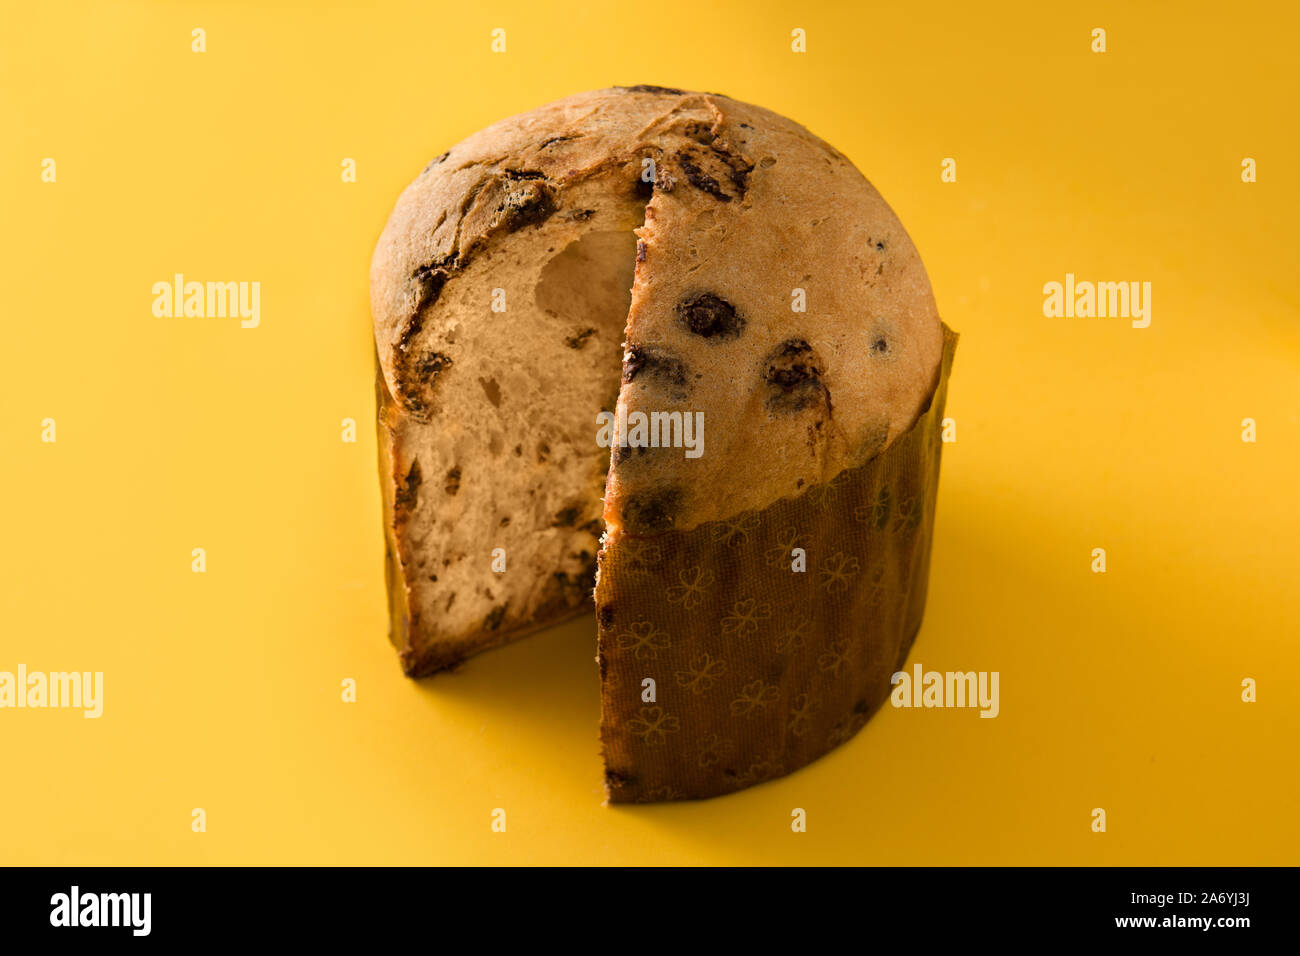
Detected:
left=598, top=325, right=958, bottom=802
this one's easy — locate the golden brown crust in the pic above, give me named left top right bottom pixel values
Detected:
left=604, top=91, right=942, bottom=534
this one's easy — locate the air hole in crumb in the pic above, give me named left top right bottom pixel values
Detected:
left=479, top=377, right=502, bottom=407
left=536, top=230, right=636, bottom=345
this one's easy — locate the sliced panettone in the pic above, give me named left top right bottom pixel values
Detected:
left=371, top=86, right=953, bottom=800
left=373, top=173, right=644, bottom=674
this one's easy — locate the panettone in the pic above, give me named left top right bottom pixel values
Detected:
left=370, top=86, right=954, bottom=800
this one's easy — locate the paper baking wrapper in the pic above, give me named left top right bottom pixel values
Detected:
left=596, top=324, right=958, bottom=802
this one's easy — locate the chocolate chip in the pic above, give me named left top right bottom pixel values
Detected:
left=552, top=506, right=581, bottom=527
left=875, top=240, right=886, bottom=251
left=486, top=171, right=556, bottom=234
left=678, top=152, right=727, bottom=201
left=410, top=261, right=450, bottom=313
left=621, top=349, right=646, bottom=382
left=622, top=486, right=682, bottom=534
left=723, top=158, right=752, bottom=195
left=394, top=343, right=453, bottom=417
left=597, top=603, right=615, bottom=627
left=419, top=350, right=452, bottom=382
left=444, top=467, right=461, bottom=495
left=396, top=313, right=423, bottom=359
left=676, top=292, right=744, bottom=340
left=618, top=84, right=684, bottom=95
left=683, top=121, right=717, bottom=145
left=422, top=151, right=450, bottom=174
left=871, top=337, right=889, bottom=354
left=677, top=145, right=754, bottom=202
left=765, top=338, right=828, bottom=412
left=636, top=239, right=647, bottom=262
left=622, top=345, right=688, bottom=393
left=484, top=605, right=508, bottom=631
left=565, top=328, right=597, bottom=350
left=623, top=445, right=651, bottom=462
left=393, top=328, right=455, bottom=417
left=395, top=459, right=422, bottom=514
left=497, top=176, right=557, bottom=232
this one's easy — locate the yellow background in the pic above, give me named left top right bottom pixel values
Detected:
left=2, top=0, right=1297, bottom=865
